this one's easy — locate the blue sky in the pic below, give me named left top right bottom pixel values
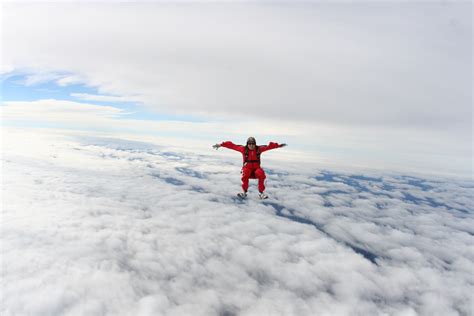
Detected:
left=1, top=73, right=205, bottom=123
left=2, top=74, right=89, bottom=102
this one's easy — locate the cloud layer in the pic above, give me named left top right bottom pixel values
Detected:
left=2, top=128, right=473, bottom=315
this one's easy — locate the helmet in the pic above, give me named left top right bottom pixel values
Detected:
left=246, top=137, right=256, bottom=145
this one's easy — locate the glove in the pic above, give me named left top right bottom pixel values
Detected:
left=280, top=143, right=287, bottom=147
left=212, top=144, right=221, bottom=150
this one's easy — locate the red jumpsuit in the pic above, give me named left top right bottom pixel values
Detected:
left=220, top=141, right=283, bottom=193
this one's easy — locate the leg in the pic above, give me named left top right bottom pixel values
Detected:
left=241, top=166, right=252, bottom=192
left=254, top=168, right=266, bottom=193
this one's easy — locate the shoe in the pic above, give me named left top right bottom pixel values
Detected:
left=237, top=192, right=247, bottom=199
left=259, top=192, right=268, bottom=199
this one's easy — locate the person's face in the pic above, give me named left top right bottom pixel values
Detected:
left=247, top=142, right=256, bottom=149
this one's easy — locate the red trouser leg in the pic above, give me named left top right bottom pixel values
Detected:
left=241, top=166, right=252, bottom=192
left=254, top=168, right=266, bottom=193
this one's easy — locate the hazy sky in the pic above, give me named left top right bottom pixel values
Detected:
left=1, top=1, right=472, bottom=176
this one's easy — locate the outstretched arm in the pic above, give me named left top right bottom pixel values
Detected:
left=259, top=142, right=287, bottom=153
left=212, top=141, right=245, bottom=153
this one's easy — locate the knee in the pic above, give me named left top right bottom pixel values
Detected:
left=255, top=169, right=266, bottom=179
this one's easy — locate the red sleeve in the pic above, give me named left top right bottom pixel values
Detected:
left=258, top=142, right=282, bottom=153
left=220, top=141, right=245, bottom=154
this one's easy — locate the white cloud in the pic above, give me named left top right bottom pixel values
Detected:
left=2, top=99, right=127, bottom=121
left=1, top=128, right=473, bottom=315
left=56, top=75, right=87, bottom=87
left=22, top=72, right=67, bottom=86
left=70, top=93, right=139, bottom=103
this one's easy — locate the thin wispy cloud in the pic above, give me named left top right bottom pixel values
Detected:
left=70, top=93, right=139, bottom=103
left=2, top=99, right=127, bottom=120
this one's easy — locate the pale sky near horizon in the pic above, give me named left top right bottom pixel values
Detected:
left=1, top=1, right=472, bottom=176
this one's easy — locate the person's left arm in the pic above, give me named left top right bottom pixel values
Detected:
left=258, top=142, right=287, bottom=153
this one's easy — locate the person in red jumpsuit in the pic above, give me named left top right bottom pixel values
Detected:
left=213, top=137, right=286, bottom=199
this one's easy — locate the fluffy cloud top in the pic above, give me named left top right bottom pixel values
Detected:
left=2, top=128, right=473, bottom=315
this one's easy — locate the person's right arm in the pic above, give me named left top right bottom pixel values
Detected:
left=213, top=141, right=245, bottom=153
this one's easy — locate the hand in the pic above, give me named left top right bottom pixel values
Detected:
left=212, top=144, right=221, bottom=150
left=280, top=143, right=287, bottom=147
